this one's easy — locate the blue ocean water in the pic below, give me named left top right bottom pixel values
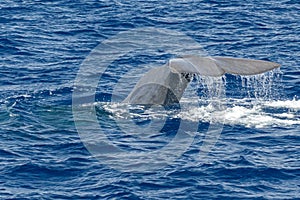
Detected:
left=1, top=0, right=300, bottom=199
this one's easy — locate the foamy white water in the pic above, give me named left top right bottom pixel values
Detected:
left=178, top=98, right=300, bottom=128
left=102, top=69, right=299, bottom=129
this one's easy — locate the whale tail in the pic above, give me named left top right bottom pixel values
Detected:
left=124, top=56, right=280, bottom=105
left=169, top=56, right=280, bottom=77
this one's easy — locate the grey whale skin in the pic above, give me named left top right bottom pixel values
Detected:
left=123, top=56, right=280, bottom=105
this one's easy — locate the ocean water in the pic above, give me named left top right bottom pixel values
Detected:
left=1, top=0, right=300, bottom=199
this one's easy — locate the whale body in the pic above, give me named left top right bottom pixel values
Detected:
left=123, top=56, right=280, bottom=105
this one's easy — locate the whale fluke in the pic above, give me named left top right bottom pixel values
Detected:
left=123, top=56, right=280, bottom=105
left=169, top=56, right=280, bottom=76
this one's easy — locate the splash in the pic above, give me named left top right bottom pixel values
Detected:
left=178, top=99, right=300, bottom=128
left=265, top=97, right=300, bottom=111
left=178, top=69, right=299, bottom=128
left=102, top=69, right=298, bottom=128
left=240, top=68, right=282, bottom=100
left=192, top=74, right=226, bottom=100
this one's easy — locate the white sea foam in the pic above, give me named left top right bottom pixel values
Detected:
left=101, top=70, right=299, bottom=128
left=177, top=99, right=300, bottom=128
left=264, top=99, right=300, bottom=110
left=102, top=98, right=300, bottom=129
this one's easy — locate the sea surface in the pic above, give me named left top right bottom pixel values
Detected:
left=1, top=0, right=300, bottom=199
